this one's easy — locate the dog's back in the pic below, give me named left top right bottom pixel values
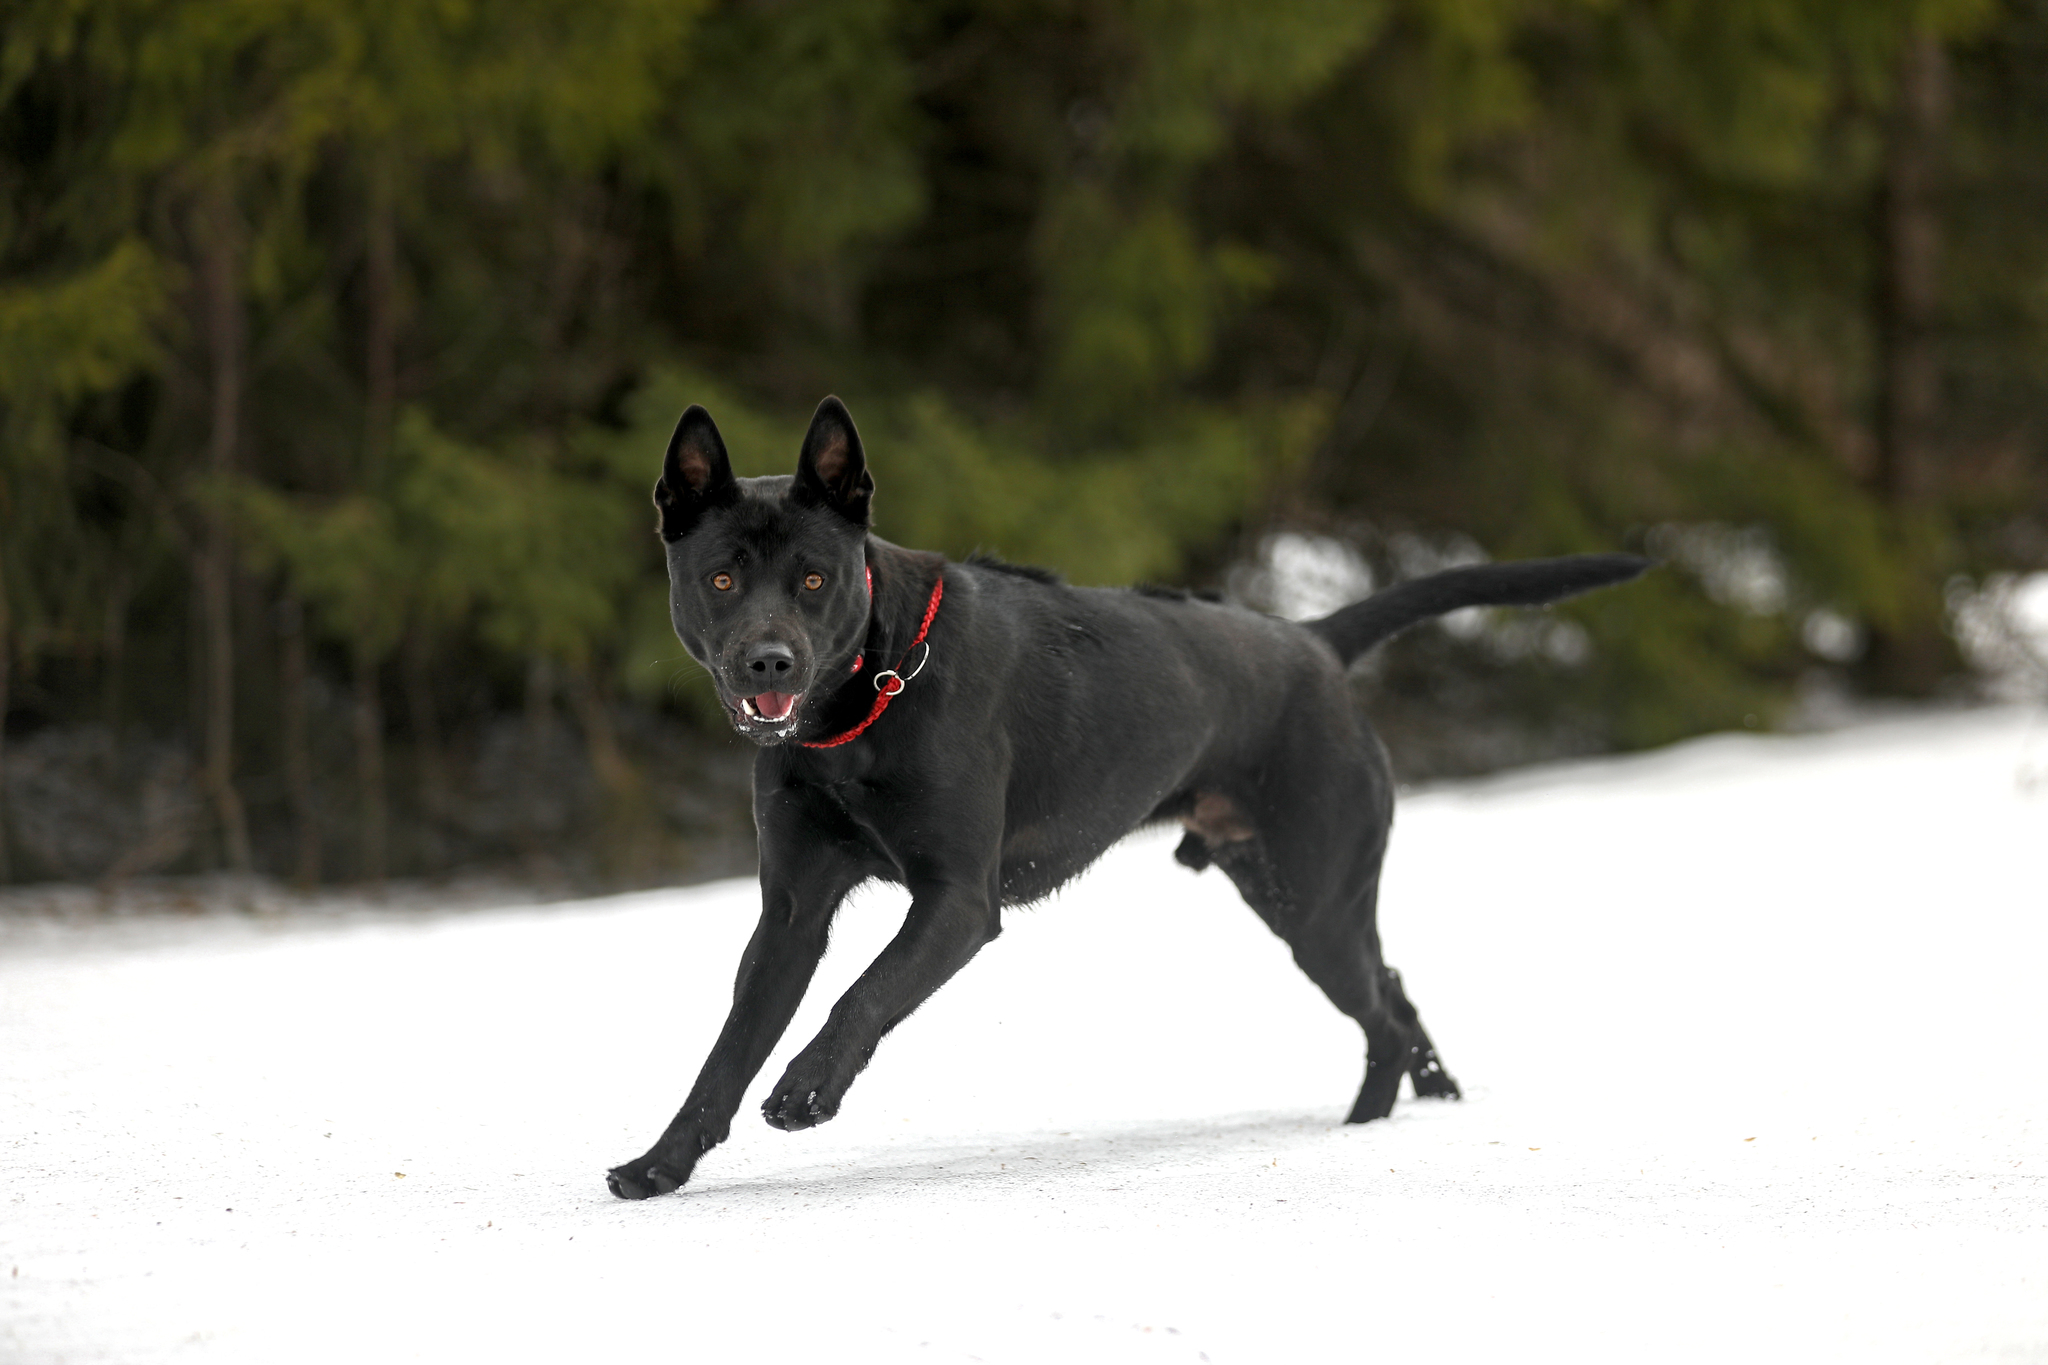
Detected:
left=907, top=552, right=1647, bottom=906
left=922, top=560, right=1371, bottom=905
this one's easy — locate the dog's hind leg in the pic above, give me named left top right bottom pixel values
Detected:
left=1382, top=964, right=1459, bottom=1100
left=1290, top=897, right=1460, bottom=1123
left=1202, top=826, right=1458, bottom=1123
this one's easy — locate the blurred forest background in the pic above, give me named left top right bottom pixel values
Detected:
left=3, top=0, right=2046, bottom=891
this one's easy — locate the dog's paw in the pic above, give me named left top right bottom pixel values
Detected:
left=606, top=1161, right=682, bottom=1200
left=1410, top=1070, right=1461, bottom=1101
left=761, top=1085, right=839, bottom=1132
left=1408, top=1054, right=1461, bottom=1100
left=606, top=1140, right=706, bottom=1200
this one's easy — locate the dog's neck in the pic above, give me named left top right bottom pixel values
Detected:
left=858, top=538, right=948, bottom=667
left=792, top=538, right=947, bottom=748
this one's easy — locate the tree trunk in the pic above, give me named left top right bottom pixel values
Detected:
left=101, top=564, right=131, bottom=748
left=565, top=666, right=637, bottom=801
left=351, top=164, right=404, bottom=887
left=567, top=666, right=660, bottom=886
left=196, top=186, right=254, bottom=871
left=401, top=630, right=448, bottom=865
left=1875, top=30, right=1948, bottom=507
left=364, top=163, right=399, bottom=473
left=1866, top=29, right=1955, bottom=694
left=0, top=574, right=12, bottom=884
left=521, top=654, right=554, bottom=869
left=352, top=650, right=387, bottom=887
left=279, top=595, right=321, bottom=887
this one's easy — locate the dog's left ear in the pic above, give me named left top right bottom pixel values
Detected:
left=793, top=395, right=874, bottom=526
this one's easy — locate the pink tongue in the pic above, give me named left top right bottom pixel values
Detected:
left=753, top=691, right=796, bottom=721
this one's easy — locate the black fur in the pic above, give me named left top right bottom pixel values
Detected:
left=1306, top=554, right=1648, bottom=662
left=966, top=553, right=1062, bottom=583
left=608, top=397, right=1650, bottom=1200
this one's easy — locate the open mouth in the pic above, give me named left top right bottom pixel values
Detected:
left=737, top=690, right=801, bottom=725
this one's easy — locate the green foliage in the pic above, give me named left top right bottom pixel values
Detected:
left=394, top=412, right=643, bottom=665
left=0, top=239, right=170, bottom=652
left=0, top=238, right=165, bottom=425
left=1038, top=190, right=1274, bottom=427
left=235, top=407, right=649, bottom=666
left=4, top=0, right=2047, bottom=880
left=657, top=0, right=920, bottom=264
left=1116, top=0, right=1386, bottom=162
left=232, top=478, right=412, bottom=661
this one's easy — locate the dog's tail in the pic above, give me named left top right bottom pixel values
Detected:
left=1304, top=553, right=1651, bottom=666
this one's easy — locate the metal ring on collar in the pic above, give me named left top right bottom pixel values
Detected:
left=871, top=640, right=931, bottom=693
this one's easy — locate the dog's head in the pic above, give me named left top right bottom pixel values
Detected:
left=654, top=396, right=876, bottom=744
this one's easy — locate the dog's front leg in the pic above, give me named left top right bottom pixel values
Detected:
left=760, top=862, right=1001, bottom=1132
left=606, top=834, right=864, bottom=1200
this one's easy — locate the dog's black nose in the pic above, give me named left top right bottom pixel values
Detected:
left=745, top=642, right=796, bottom=679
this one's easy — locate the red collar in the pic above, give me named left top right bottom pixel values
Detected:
left=801, top=571, right=944, bottom=749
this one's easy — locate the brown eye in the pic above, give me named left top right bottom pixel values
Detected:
left=711, top=573, right=734, bottom=591
left=803, top=573, right=825, bottom=591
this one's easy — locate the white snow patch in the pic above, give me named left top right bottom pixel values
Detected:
left=1231, top=531, right=1375, bottom=621
left=3, top=707, right=2046, bottom=1363
left=1648, top=521, right=1791, bottom=616
left=1951, top=572, right=2048, bottom=701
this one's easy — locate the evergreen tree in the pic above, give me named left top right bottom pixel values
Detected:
left=3, top=0, right=2043, bottom=885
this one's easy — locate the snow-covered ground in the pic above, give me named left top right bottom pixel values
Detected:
left=4, top=707, right=2045, bottom=1364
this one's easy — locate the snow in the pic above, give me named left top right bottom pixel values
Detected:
left=4, top=706, right=2045, bottom=1364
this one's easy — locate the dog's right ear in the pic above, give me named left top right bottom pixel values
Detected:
left=654, top=406, right=737, bottom=541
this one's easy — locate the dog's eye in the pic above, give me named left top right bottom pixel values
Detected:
left=711, top=573, right=734, bottom=592
left=804, top=573, right=825, bottom=591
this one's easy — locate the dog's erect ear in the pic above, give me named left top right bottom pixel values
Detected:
left=654, top=406, right=737, bottom=541
left=793, top=396, right=873, bottom=526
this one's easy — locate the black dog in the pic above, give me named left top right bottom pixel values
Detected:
left=607, top=397, right=1646, bottom=1199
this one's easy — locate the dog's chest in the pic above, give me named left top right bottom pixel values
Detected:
left=997, top=822, right=1069, bottom=904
